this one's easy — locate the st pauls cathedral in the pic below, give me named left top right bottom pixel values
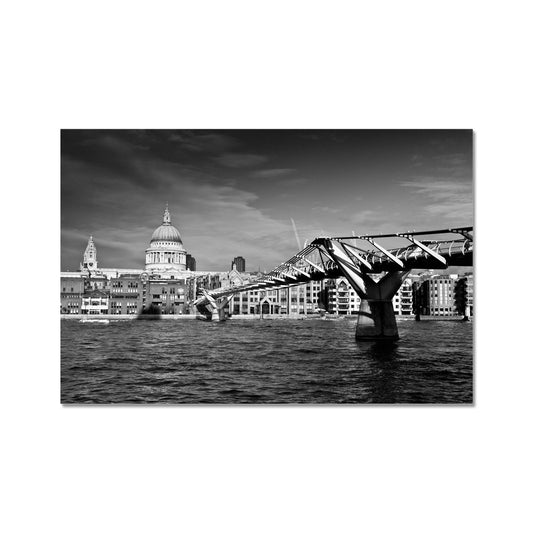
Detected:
left=60, top=205, right=277, bottom=316
left=78, top=205, right=195, bottom=280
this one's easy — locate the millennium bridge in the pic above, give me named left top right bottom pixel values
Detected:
left=194, top=226, right=473, bottom=340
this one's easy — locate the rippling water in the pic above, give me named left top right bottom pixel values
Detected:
left=61, top=318, right=473, bottom=404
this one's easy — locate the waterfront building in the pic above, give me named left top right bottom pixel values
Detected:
left=417, top=274, right=458, bottom=316
left=219, top=268, right=255, bottom=315
left=81, top=289, right=109, bottom=315
left=229, top=290, right=250, bottom=315
left=325, top=276, right=414, bottom=317
left=84, top=274, right=108, bottom=292
left=326, top=278, right=361, bottom=315
left=109, top=275, right=142, bottom=315
left=219, top=276, right=326, bottom=316
left=392, top=278, right=414, bottom=316
left=455, top=273, right=474, bottom=317
left=304, top=280, right=327, bottom=313
left=60, top=277, right=84, bottom=314
left=231, top=256, right=246, bottom=272
left=144, top=277, right=191, bottom=314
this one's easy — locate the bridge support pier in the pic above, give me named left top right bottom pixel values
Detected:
left=356, top=299, right=399, bottom=340
left=195, top=293, right=233, bottom=321
left=353, top=271, right=411, bottom=341
left=324, top=241, right=411, bottom=341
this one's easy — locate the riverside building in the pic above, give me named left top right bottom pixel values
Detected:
left=416, top=274, right=459, bottom=316
left=392, top=278, right=414, bottom=316
left=454, top=273, right=474, bottom=317
left=60, top=277, right=84, bottom=314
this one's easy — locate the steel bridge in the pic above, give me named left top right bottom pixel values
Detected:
left=194, top=226, right=473, bottom=340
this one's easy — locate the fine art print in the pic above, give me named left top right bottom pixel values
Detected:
left=61, top=130, right=473, bottom=404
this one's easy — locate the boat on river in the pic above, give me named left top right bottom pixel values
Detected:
left=79, top=318, right=110, bottom=324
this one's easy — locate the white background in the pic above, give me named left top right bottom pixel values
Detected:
left=1, top=1, right=532, bottom=532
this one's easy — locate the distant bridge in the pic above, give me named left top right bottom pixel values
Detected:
left=194, top=226, right=473, bottom=340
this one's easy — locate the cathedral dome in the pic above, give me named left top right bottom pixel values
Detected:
left=151, top=223, right=182, bottom=243
left=150, top=206, right=183, bottom=244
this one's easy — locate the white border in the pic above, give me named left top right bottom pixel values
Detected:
left=2, top=2, right=531, bottom=532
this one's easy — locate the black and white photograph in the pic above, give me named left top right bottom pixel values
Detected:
left=5, top=2, right=533, bottom=532
left=61, top=129, right=473, bottom=404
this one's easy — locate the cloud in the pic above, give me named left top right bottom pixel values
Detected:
left=312, top=205, right=342, bottom=214
left=410, top=149, right=471, bottom=175
left=213, top=153, right=268, bottom=168
left=411, top=154, right=424, bottom=167
left=168, top=132, right=239, bottom=153
left=250, top=168, right=296, bottom=179
left=283, top=177, right=308, bottom=186
left=400, top=178, right=473, bottom=222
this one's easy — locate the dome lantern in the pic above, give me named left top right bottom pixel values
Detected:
left=163, top=203, right=171, bottom=225
left=150, top=205, right=183, bottom=244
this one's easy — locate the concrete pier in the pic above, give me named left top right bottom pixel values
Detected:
left=356, top=300, right=399, bottom=340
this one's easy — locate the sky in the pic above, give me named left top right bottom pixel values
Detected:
left=61, top=130, right=473, bottom=272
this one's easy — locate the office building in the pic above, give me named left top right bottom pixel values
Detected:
left=231, top=256, right=246, bottom=272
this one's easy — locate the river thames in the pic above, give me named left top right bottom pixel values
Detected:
left=61, top=318, right=473, bottom=404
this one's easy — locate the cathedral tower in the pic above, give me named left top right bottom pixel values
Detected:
left=81, top=235, right=98, bottom=272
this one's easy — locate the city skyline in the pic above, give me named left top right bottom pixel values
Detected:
left=61, top=130, right=473, bottom=272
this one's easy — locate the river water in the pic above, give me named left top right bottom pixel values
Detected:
left=61, top=318, right=473, bottom=404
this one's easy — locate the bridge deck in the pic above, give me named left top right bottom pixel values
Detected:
left=195, top=227, right=473, bottom=304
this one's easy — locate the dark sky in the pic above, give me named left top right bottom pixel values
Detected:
left=61, top=130, right=473, bottom=272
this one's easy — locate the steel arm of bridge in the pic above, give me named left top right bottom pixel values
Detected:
left=302, top=257, right=325, bottom=273
left=291, top=265, right=311, bottom=278
left=325, top=241, right=409, bottom=299
left=360, top=237, right=405, bottom=268
left=339, top=242, right=373, bottom=270
left=275, top=268, right=297, bottom=281
left=324, top=240, right=411, bottom=340
left=398, top=234, right=447, bottom=266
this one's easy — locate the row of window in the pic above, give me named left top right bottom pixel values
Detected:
left=82, top=299, right=108, bottom=305
left=160, top=287, right=185, bottom=294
